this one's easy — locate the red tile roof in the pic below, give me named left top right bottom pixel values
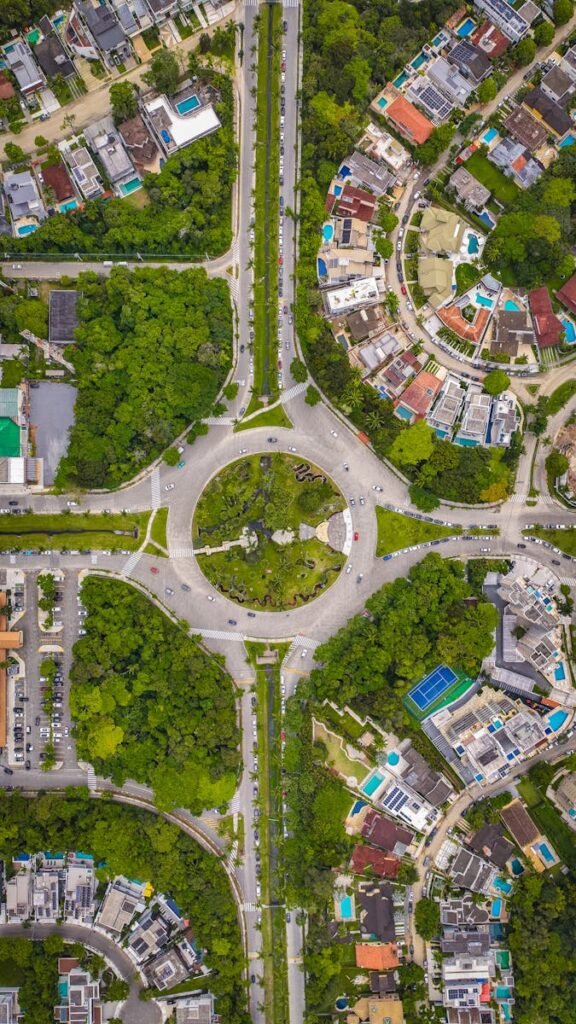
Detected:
left=355, top=943, right=400, bottom=970
left=528, top=287, right=563, bottom=348
left=438, top=303, right=491, bottom=343
left=394, top=370, right=442, bottom=420
left=42, top=162, right=75, bottom=203
left=556, top=272, right=576, bottom=316
left=387, top=95, right=433, bottom=145
left=360, top=809, right=413, bottom=853
left=351, top=846, right=400, bottom=879
left=335, top=184, right=377, bottom=222
left=0, top=73, right=15, bottom=100
left=471, top=21, right=509, bottom=59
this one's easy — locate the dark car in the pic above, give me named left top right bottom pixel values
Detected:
left=251, top=975, right=256, bottom=984
left=228, top=619, right=238, bottom=625
left=3, top=766, right=13, bottom=775
left=181, top=584, right=191, bottom=592
left=8, top=500, right=18, bottom=506
left=247, top=612, right=256, bottom=618
left=240, top=344, right=245, bottom=352
left=553, top=559, right=561, bottom=565
left=517, top=543, right=526, bottom=549
left=25, top=761, right=31, bottom=770
left=267, top=436, right=278, bottom=443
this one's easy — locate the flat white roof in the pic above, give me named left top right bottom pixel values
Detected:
left=144, top=96, right=221, bottom=149
left=325, top=277, right=379, bottom=313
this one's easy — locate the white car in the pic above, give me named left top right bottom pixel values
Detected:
left=330, top=430, right=338, bottom=437
left=164, top=483, right=175, bottom=491
left=207, top=595, right=216, bottom=601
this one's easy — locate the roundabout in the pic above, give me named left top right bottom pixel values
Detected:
left=192, top=453, right=346, bottom=610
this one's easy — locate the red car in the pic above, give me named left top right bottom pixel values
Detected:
left=279, top=256, right=283, bottom=265
left=401, top=285, right=407, bottom=295
left=353, top=531, right=359, bottom=541
left=150, top=567, right=159, bottom=575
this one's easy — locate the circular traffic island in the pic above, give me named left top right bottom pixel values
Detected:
left=193, top=453, right=346, bottom=610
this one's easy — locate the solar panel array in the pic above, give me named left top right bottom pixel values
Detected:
left=382, top=785, right=410, bottom=814
left=410, top=81, right=453, bottom=121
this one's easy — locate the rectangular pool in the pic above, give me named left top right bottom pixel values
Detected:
left=494, top=877, right=513, bottom=895
left=339, top=895, right=354, bottom=919
left=483, top=127, right=498, bottom=144
left=393, top=71, right=409, bottom=88
left=176, top=93, right=200, bottom=115
left=457, top=17, right=476, bottom=37
left=120, top=177, right=142, bottom=196
left=538, top=842, right=555, bottom=864
left=475, top=293, right=493, bottom=308
left=361, top=770, right=385, bottom=797
left=377, top=96, right=388, bottom=109
left=17, top=223, right=37, bottom=236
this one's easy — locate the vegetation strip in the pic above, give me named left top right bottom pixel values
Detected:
left=0, top=511, right=151, bottom=552
left=375, top=508, right=461, bottom=557
left=252, top=2, right=282, bottom=407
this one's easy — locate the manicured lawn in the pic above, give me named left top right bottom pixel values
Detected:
left=313, top=719, right=369, bottom=784
left=376, top=507, right=461, bottom=557
left=546, top=379, right=576, bottom=415
left=0, top=511, right=150, bottom=552
left=517, top=777, right=542, bottom=809
left=523, top=526, right=576, bottom=556
left=194, top=454, right=345, bottom=609
left=150, top=507, right=168, bottom=549
left=455, top=262, right=482, bottom=295
left=235, top=403, right=292, bottom=432
left=464, top=152, right=520, bottom=206
left=317, top=702, right=367, bottom=742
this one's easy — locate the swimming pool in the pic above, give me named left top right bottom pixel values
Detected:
left=333, top=184, right=342, bottom=197
left=396, top=405, right=413, bottom=420
left=554, top=664, right=566, bottom=683
left=377, top=96, right=388, bottom=110
left=483, top=127, right=498, bottom=144
left=491, top=898, right=502, bottom=918
left=502, top=1006, right=512, bottom=1022
left=494, top=877, right=513, bottom=895
left=538, top=842, right=555, bottom=864
left=393, top=71, right=409, bottom=88
left=339, top=895, right=354, bottom=919
left=457, top=17, right=476, bottom=36
left=176, top=93, right=200, bottom=115
left=496, top=987, right=513, bottom=1000
left=504, top=300, right=521, bottom=312
left=362, top=769, right=386, bottom=797
left=60, top=199, right=78, bottom=213
left=120, top=177, right=142, bottom=196
left=548, top=708, right=568, bottom=730
left=467, top=234, right=480, bottom=255
left=317, top=258, right=328, bottom=277
left=476, top=293, right=493, bottom=308
left=478, top=209, right=496, bottom=230
left=559, top=133, right=576, bottom=148
left=411, top=52, right=429, bottom=70
left=510, top=858, right=524, bottom=876
left=456, top=438, right=479, bottom=447
left=322, top=222, right=334, bottom=243
left=17, top=223, right=37, bottom=236
left=387, top=751, right=400, bottom=766
left=562, top=319, right=576, bottom=343
left=496, top=950, right=511, bottom=969
left=335, top=997, right=349, bottom=1011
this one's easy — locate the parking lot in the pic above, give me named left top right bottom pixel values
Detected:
left=4, top=568, right=83, bottom=775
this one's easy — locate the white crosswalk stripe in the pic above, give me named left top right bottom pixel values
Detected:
left=281, top=382, right=307, bottom=404
left=199, top=628, right=246, bottom=642
left=122, top=550, right=143, bottom=577
left=243, top=902, right=258, bottom=912
left=204, top=416, right=236, bottom=426
left=283, top=0, right=299, bottom=7
left=170, top=546, right=196, bottom=558
left=559, top=577, right=576, bottom=585
left=86, top=766, right=97, bottom=792
left=150, top=467, right=161, bottom=510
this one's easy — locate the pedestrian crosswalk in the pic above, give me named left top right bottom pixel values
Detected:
left=170, top=546, right=196, bottom=559
left=86, top=766, right=97, bottom=792
left=243, top=902, right=258, bottom=912
left=507, top=494, right=558, bottom=506
left=559, top=577, right=576, bottom=586
left=199, top=628, right=245, bottom=642
left=281, top=382, right=307, bottom=404
left=151, top=467, right=161, bottom=510
left=122, top=550, right=142, bottom=577
left=283, top=0, right=299, bottom=7
left=204, top=416, right=235, bottom=426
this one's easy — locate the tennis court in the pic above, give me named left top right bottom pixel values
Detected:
left=408, top=665, right=457, bottom=711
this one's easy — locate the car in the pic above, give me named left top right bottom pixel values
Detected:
left=301, top=649, right=308, bottom=658
left=553, top=559, right=561, bottom=565
left=228, top=619, right=238, bottom=625
left=8, top=500, right=18, bottom=506
left=267, top=436, right=278, bottom=443
left=239, top=447, right=248, bottom=454
left=247, top=611, right=256, bottom=618
left=372, top=485, right=383, bottom=492
left=150, top=567, right=160, bottom=575
left=240, top=343, right=245, bottom=353
left=359, top=496, right=365, bottom=505
left=401, top=285, right=407, bottom=295
left=177, top=460, right=185, bottom=469
left=207, top=595, right=216, bottom=602
left=402, top=214, right=409, bottom=225
left=286, top=912, right=291, bottom=923
left=350, top=497, right=355, bottom=506
left=25, top=761, right=31, bottom=770
left=354, top=531, right=359, bottom=541
left=164, top=483, right=175, bottom=491
left=406, top=300, right=414, bottom=312
left=251, top=975, right=256, bottom=984
left=67, top=500, right=78, bottom=508
left=331, top=430, right=338, bottom=438
left=239, top=406, right=246, bottom=416
left=35, top=717, right=40, bottom=726
left=346, top=564, right=352, bottom=574
left=356, top=574, right=363, bottom=583
left=165, top=587, right=174, bottom=596
left=288, top=446, right=297, bottom=453
left=26, top=743, right=33, bottom=752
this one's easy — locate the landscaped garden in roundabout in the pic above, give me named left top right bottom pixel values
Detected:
left=193, top=454, right=346, bottom=609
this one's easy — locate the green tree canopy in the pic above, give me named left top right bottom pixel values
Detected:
left=143, top=48, right=180, bottom=95
left=109, top=81, right=138, bottom=124
left=545, top=450, right=569, bottom=478
left=414, top=897, right=440, bottom=940
left=390, top=420, right=434, bottom=466
left=477, top=77, right=497, bottom=103
left=513, top=36, right=537, bottom=66
left=534, top=20, right=555, bottom=45
left=553, top=0, right=573, bottom=24
left=483, top=369, right=510, bottom=396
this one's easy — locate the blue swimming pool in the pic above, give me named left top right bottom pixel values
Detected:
left=457, top=438, right=479, bottom=447
left=339, top=895, right=354, bottom=919
left=548, top=708, right=568, bottom=730
left=317, top=258, right=327, bottom=277
left=322, top=222, right=334, bottom=243
left=17, top=223, right=37, bottom=236
left=554, top=664, right=566, bottom=682
left=483, top=127, right=498, bottom=144
left=393, top=71, right=409, bottom=88
left=457, top=17, right=476, bottom=36
left=494, top=877, right=513, bottom=895
left=476, top=293, right=493, bottom=308
left=120, top=177, right=142, bottom=196
left=176, top=93, right=200, bottom=115
left=560, top=133, right=576, bottom=148
left=333, top=184, right=342, bottom=197
left=377, top=96, right=388, bottom=110
left=387, top=751, right=400, bottom=766
left=538, top=842, right=555, bottom=864
left=478, top=209, right=496, bottom=230
left=562, top=319, right=576, bottom=343
left=335, top=997, right=349, bottom=1011
left=396, top=405, right=413, bottom=420
left=411, top=52, right=429, bottom=70
left=362, top=770, right=385, bottom=797
left=505, top=300, right=521, bottom=312
left=496, top=987, right=513, bottom=1000
left=60, top=199, right=78, bottom=213
left=467, top=234, right=480, bottom=254
left=511, top=858, right=524, bottom=876
left=491, top=898, right=502, bottom=918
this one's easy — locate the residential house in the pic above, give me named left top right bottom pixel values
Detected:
left=359, top=808, right=414, bottom=855
left=466, top=824, right=514, bottom=868
left=4, top=869, right=33, bottom=923
left=84, top=115, right=139, bottom=195
left=418, top=258, right=454, bottom=308
left=2, top=40, right=44, bottom=94
left=145, top=0, right=180, bottom=19
left=353, top=333, right=401, bottom=377
left=145, top=942, right=195, bottom=990
left=358, top=881, right=396, bottom=942
left=385, top=94, right=434, bottom=145
left=127, top=896, right=184, bottom=962
left=490, top=307, right=534, bottom=359
left=420, top=206, right=465, bottom=255
left=33, top=869, right=61, bottom=921
left=473, top=0, right=529, bottom=43
left=428, top=377, right=466, bottom=436
left=96, top=876, right=146, bottom=936
left=109, top=0, right=154, bottom=36
left=551, top=771, right=576, bottom=829
left=41, top=161, right=77, bottom=210
left=529, top=287, right=563, bottom=347
left=119, top=113, right=160, bottom=174
left=347, top=305, right=387, bottom=342
left=560, top=44, right=576, bottom=82
left=448, top=167, right=491, bottom=211
left=3, top=170, right=47, bottom=234
left=394, top=370, right=444, bottom=423
left=378, top=777, right=439, bottom=832
left=441, top=929, right=491, bottom=956
left=334, top=216, right=369, bottom=249
left=427, top=56, right=474, bottom=106
left=56, top=959, right=102, bottom=1024
left=77, top=0, right=130, bottom=66
left=35, top=19, right=76, bottom=80
left=369, top=972, right=398, bottom=998
left=503, top=106, right=548, bottom=152
left=471, top=21, right=509, bottom=59
left=396, top=746, right=454, bottom=806
left=376, top=350, right=422, bottom=398
left=359, top=123, right=411, bottom=175
left=489, top=137, right=543, bottom=189
left=523, top=86, right=573, bottom=138
left=64, top=856, right=97, bottom=923
left=500, top=799, right=540, bottom=849
left=407, top=78, right=454, bottom=125
left=449, top=847, right=498, bottom=894
left=491, top=392, right=519, bottom=447
left=442, top=956, right=495, bottom=1011
left=540, top=65, right=575, bottom=107
left=339, top=152, right=394, bottom=196
left=440, top=895, right=490, bottom=929
left=350, top=846, right=401, bottom=879
left=347, top=996, right=405, bottom=1024
left=61, top=143, right=104, bottom=201
left=324, top=278, right=380, bottom=316
left=355, top=943, right=400, bottom=971
left=319, top=247, right=376, bottom=287
left=172, top=994, right=216, bottom=1024
left=448, top=41, right=491, bottom=84
left=556, top=271, right=576, bottom=315
left=326, top=183, right=378, bottom=222
left=142, top=94, right=221, bottom=157
left=64, top=7, right=100, bottom=62
left=0, top=990, right=20, bottom=1024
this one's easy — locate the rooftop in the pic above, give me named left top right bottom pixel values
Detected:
left=528, top=287, right=563, bottom=348
left=41, top=161, right=75, bottom=204
left=34, top=31, right=75, bottom=79
left=49, top=290, right=78, bottom=344
left=394, top=370, right=443, bottom=420
left=448, top=40, right=491, bottom=83
left=360, top=808, right=413, bottom=855
left=524, top=86, right=573, bottom=137
left=386, top=94, right=434, bottom=145
left=355, top=943, right=400, bottom=971
left=143, top=95, right=221, bottom=154
left=503, top=106, right=547, bottom=152
left=449, top=166, right=491, bottom=209
left=556, top=272, right=576, bottom=316
left=500, top=799, right=540, bottom=848
left=471, top=20, right=509, bottom=58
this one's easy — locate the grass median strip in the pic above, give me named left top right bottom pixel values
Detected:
left=523, top=525, right=576, bottom=556
left=150, top=507, right=168, bottom=549
left=235, top=404, right=292, bottom=432
left=0, top=511, right=151, bottom=552
left=376, top=507, right=461, bottom=557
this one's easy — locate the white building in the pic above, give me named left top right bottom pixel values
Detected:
left=324, top=277, right=380, bottom=316
left=142, top=95, right=221, bottom=156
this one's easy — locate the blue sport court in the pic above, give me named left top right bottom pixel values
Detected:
left=408, top=665, right=457, bottom=711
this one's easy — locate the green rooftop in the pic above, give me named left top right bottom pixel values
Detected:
left=0, top=418, right=21, bottom=457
